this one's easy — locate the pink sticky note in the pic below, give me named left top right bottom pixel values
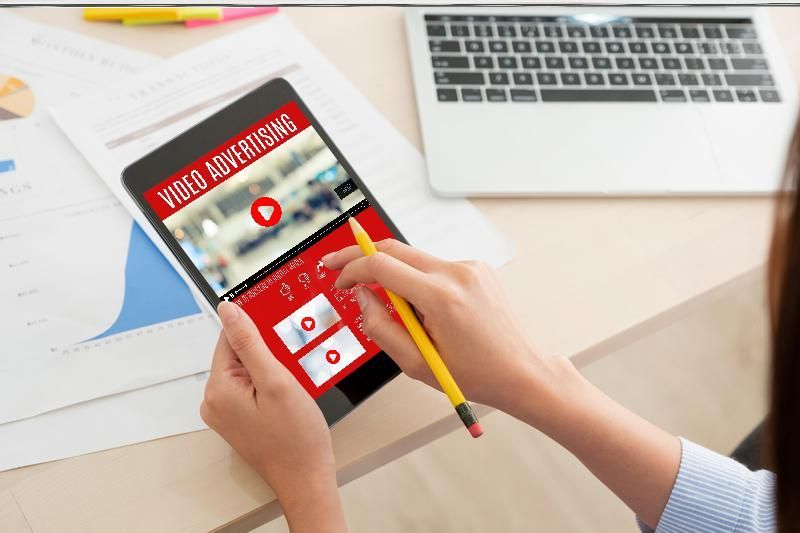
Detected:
left=185, top=7, right=279, bottom=28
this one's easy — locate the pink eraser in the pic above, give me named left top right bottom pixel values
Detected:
left=467, top=422, right=484, bottom=439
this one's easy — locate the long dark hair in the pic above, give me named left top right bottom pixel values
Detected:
left=769, top=119, right=800, bottom=533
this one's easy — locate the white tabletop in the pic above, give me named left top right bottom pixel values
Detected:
left=1, top=6, right=798, bottom=532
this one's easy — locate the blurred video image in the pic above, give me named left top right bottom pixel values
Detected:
left=163, top=127, right=365, bottom=294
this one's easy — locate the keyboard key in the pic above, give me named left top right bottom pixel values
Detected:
left=465, top=40, right=485, bottom=53
left=725, top=73, right=774, bottom=86
left=513, top=72, right=534, bottom=85
left=701, top=73, right=723, bottom=86
left=634, top=25, right=655, bottom=38
left=559, top=41, right=579, bottom=54
left=606, top=41, right=625, bottom=54
left=427, top=25, right=447, bottom=37
left=629, top=42, right=648, bottom=54
left=660, top=89, right=687, bottom=102
left=560, top=72, right=581, bottom=85
left=658, top=25, right=678, bottom=39
left=536, top=41, right=555, bottom=54
left=474, top=56, right=494, bottom=69
left=584, top=72, right=605, bottom=85
left=540, top=89, right=657, bottom=102
left=759, top=89, right=781, bottom=103
left=609, top=73, right=629, bottom=86
left=537, top=72, right=558, bottom=85
left=656, top=73, right=676, bottom=86
left=498, top=25, right=517, bottom=37
left=498, top=56, right=518, bottom=69
left=652, top=42, right=671, bottom=54
left=721, top=41, right=741, bottom=55
left=568, top=56, right=589, bottom=69
left=429, top=40, right=460, bottom=53
left=566, top=25, right=586, bottom=38
left=699, top=42, right=718, bottom=54
left=489, top=72, right=510, bottom=85
left=545, top=56, right=565, bottom=69
left=521, top=24, right=539, bottom=37
left=736, top=89, right=757, bottom=102
left=708, top=58, right=728, bottom=70
left=615, top=57, right=635, bottom=69
left=731, top=57, right=769, bottom=70
left=680, top=25, right=701, bottom=38
left=450, top=24, right=470, bottom=37
left=592, top=56, right=612, bottom=69
left=743, top=42, right=763, bottom=54
left=590, top=25, right=609, bottom=38
left=489, top=41, right=509, bottom=53
left=486, top=88, right=507, bottom=102
left=690, top=89, right=711, bottom=102
left=461, top=88, right=483, bottom=102
left=675, top=42, right=695, bottom=54
left=703, top=25, right=723, bottom=39
left=432, top=56, right=470, bottom=69
left=583, top=41, right=602, bottom=54
left=726, top=25, right=756, bottom=39
left=543, top=24, right=563, bottom=38
left=632, top=73, right=653, bottom=85
left=436, top=88, right=458, bottom=102
left=678, top=73, right=699, bottom=86
left=522, top=57, right=542, bottom=69
left=638, top=57, right=658, bottom=69
left=512, top=41, right=533, bottom=53
left=474, top=24, right=493, bottom=37
left=684, top=57, right=705, bottom=70
left=713, top=89, right=734, bottom=102
left=661, top=57, right=681, bottom=70
left=434, top=71, right=485, bottom=85
left=510, top=89, right=538, bottom=102
left=612, top=25, right=633, bottom=38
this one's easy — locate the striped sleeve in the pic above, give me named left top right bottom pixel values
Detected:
left=638, top=438, right=776, bottom=533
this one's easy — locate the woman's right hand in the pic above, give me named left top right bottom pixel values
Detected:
left=322, top=239, right=575, bottom=419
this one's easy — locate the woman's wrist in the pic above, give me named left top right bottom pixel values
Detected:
left=273, top=463, right=347, bottom=532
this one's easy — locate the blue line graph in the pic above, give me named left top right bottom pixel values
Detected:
left=90, top=222, right=201, bottom=341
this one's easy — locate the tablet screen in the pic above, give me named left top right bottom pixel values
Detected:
left=143, top=101, right=397, bottom=398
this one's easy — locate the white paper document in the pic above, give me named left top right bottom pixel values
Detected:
left=0, top=14, right=219, bottom=424
left=0, top=14, right=512, bottom=471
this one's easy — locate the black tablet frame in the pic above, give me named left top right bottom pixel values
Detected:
left=122, top=78, right=402, bottom=426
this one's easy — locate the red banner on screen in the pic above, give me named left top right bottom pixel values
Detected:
left=143, top=101, right=311, bottom=219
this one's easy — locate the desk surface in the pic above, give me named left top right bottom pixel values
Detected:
left=2, top=6, right=799, bottom=533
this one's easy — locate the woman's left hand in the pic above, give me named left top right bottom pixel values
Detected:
left=201, top=302, right=347, bottom=533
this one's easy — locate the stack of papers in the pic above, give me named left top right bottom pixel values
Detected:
left=0, top=13, right=512, bottom=471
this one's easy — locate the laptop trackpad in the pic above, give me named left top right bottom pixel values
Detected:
left=530, top=107, right=722, bottom=194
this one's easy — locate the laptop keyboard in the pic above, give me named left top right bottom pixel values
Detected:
left=425, top=14, right=781, bottom=104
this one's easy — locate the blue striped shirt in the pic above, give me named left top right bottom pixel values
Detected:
left=639, top=438, right=776, bottom=532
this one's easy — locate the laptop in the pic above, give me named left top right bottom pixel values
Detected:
left=405, top=7, right=799, bottom=196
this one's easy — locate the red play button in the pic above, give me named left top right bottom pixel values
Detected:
left=325, top=350, right=341, bottom=364
left=300, top=317, right=315, bottom=331
left=250, top=197, right=282, bottom=227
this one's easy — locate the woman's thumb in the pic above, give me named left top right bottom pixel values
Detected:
left=218, top=302, right=276, bottom=382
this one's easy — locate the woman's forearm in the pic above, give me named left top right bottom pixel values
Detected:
left=512, top=357, right=682, bottom=529
left=272, top=466, right=348, bottom=533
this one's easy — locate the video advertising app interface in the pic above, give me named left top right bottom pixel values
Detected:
left=145, top=102, right=396, bottom=397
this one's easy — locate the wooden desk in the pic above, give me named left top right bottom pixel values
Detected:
left=2, top=6, right=799, bottom=532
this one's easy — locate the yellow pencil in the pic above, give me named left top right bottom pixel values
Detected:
left=348, top=217, right=484, bottom=438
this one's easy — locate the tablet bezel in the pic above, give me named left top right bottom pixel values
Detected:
left=122, top=78, right=402, bottom=426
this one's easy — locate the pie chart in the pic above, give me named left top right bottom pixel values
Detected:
left=0, top=75, right=35, bottom=121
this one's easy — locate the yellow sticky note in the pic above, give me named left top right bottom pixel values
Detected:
left=84, top=8, right=181, bottom=21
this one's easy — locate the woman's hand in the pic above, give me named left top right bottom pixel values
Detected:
left=322, top=239, right=574, bottom=421
left=201, top=302, right=347, bottom=533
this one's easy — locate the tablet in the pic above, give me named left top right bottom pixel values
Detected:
left=122, top=78, right=402, bottom=425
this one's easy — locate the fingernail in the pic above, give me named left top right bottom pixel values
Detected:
left=321, top=252, right=336, bottom=266
left=218, top=301, right=240, bottom=326
left=356, top=286, right=370, bottom=311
